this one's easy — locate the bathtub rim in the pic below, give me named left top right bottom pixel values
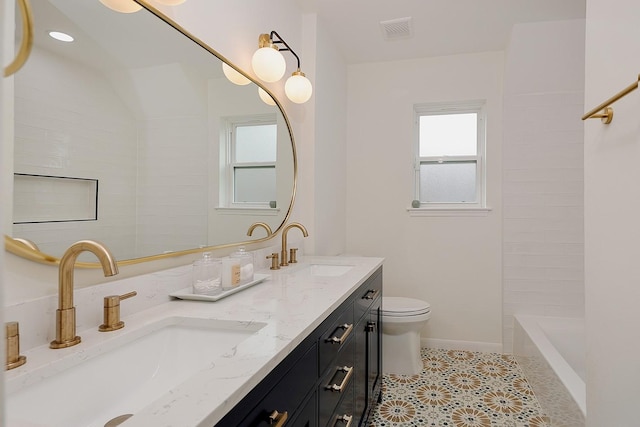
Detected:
left=514, top=314, right=586, bottom=417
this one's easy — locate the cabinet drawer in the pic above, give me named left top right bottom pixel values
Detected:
left=319, top=304, right=354, bottom=375
left=239, top=343, right=318, bottom=427
left=319, top=338, right=355, bottom=427
left=354, top=268, right=382, bottom=322
left=327, top=380, right=355, bottom=427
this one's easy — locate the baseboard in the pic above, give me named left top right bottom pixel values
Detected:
left=421, top=338, right=503, bottom=354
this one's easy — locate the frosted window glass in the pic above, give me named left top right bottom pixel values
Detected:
left=420, top=162, right=476, bottom=203
left=419, top=113, right=477, bottom=156
left=234, top=167, right=276, bottom=202
left=235, top=124, right=277, bottom=162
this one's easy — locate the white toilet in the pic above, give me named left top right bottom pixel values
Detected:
left=381, top=296, right=431, bottom=376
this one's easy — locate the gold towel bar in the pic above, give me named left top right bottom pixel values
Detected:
left=582, top=74, right=640, bottom=124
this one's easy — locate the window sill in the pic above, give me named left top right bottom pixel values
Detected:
left=407, top=207, right=492, bottom=217
left=215, top=207, right=281, bottom=216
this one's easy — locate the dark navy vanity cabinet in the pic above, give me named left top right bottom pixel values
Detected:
left=216, top=267, right=383, bottom=427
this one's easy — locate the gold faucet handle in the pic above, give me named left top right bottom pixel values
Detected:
left=267, top=253, right=280, bottom=270
left=6, top=321, right=27, bottom=370
left=99, top=291, right=137, bottom=332
left=289, top=248, right=299, bottom=263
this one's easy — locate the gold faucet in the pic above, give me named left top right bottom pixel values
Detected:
left=50, top=240, right=119, bottom=349
left=5, top=321, right=26, bottom=370
left=280, top=222, right=308, bottom=267
left=247, top=222, right=273, bottom=237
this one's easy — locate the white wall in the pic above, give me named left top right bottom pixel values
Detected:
left=308, top=14, right=348, bottom=255
left=584, top=0, right=640, bottom=424
left=346, top=52, right=504, bottom=350
left=502, top=20, right=585, bottom=352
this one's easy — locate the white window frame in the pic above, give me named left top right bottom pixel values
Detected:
left=220, top=114, right=277, bottom=211
left=410, top=100, right=490, bottom=216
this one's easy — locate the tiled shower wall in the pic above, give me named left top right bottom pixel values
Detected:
left=502, top=20, right=585, bottom=352
left=13, top=46, right=138, bottom=259
left=13, top=48, right=212, bottom=259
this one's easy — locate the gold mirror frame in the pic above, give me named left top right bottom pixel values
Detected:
left=4, top=0, right=297, bottom=268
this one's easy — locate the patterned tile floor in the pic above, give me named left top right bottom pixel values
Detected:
left=370, top=348, right=549, bottom=427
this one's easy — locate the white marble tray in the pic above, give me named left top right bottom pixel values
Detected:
left=169, top=273, right=270, bottom=302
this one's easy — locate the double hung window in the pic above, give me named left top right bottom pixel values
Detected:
left=223, top=115, right=277, bottom=208
left=413, top=101, right=486, bottom=210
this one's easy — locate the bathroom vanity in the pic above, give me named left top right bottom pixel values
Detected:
left=4, top=256, right=383, bottom=427
left=217, top=263, right=382, bottom=427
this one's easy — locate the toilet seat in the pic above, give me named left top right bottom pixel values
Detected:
left=382, top=296, right=430, bottom=317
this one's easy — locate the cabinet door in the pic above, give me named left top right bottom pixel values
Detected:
left=353, top=317, right=367, bottom=426
left=288, top=391, right=318, bottom=427
left=366, top=296, right=382, bottom=409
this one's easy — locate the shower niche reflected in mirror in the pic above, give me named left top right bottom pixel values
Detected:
left=8, top=0, right=295, bottom=263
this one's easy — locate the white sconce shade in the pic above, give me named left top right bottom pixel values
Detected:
left=252, top=47, right=286, bottom=83
left=222, top=63, right=251, bottom=86
left=154, top=0, right=186, bottom=4
left=285, top=71, right=313, bottom=104
left=99, top=0, right=142, bottom=13
left=258, top=87, right=277, bottom=106
left=253, top=31, right=313, bottom=104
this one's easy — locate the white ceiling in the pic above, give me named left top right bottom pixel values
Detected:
left=296, top=0, right=586, bottom=64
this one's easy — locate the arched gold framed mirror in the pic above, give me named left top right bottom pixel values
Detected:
left=5, top=0, right=296, bottom=267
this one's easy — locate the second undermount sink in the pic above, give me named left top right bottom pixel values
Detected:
left=6, top=317, right=266, bottom=427
left=309, top=264, right=354, bottom=277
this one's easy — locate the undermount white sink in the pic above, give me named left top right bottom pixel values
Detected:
left=309, top=264, right=354, bottom=277
left=6, top=317, right=266, bottom=427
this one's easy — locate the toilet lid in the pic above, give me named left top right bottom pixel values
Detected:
left=382, top=296, right=431, bottom=316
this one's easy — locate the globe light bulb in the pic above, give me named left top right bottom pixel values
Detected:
left=258, top=87, right=277, bottom=106
left=285, top=71, right=313, bottom=104
left=222, top=63, right=251, bottom=86
left=99, top=0, right=142, bottom=13
left=252, top=46, right=286, bottom=83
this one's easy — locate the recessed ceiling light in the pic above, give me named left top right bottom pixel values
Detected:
left=48, top=31, right=74, bottom=43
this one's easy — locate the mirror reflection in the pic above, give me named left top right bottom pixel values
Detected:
left=8, top=0, right=295, bottom=261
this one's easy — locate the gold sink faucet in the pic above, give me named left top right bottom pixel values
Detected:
left=50, top=240, right=119, bottom=349
left=247, top=222, right=273, bottom=237
left=280, top=222, right=308, bottom=267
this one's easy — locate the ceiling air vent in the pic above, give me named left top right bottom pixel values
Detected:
left=380, top=17, right=413, bottom=41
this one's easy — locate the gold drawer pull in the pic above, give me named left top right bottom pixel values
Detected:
left=333, top=414, right=353, bottom=427
left=268, top=410, right=288, bottom=426
left=4, top=0, right=34, bottom=77
left=326, top=366, right=353, bottom=392
left=363, top=289, right=380, bottom=300
left=326, top=323, right=353, bottom=344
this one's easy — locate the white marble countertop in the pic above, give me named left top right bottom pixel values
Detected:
left=5, top=256, right=383, bottom=427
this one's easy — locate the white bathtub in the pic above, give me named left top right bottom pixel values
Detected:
left=513, top=315, right=585, bottom=427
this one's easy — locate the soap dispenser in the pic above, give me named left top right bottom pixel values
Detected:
left=192, top=252, right=222, bottom=295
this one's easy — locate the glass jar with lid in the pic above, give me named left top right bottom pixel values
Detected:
left=230, top=246, right=254, bottom=285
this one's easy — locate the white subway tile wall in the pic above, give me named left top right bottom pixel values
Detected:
left=501, top=21, right=585, bottom=353
left=13, top=46, right=210, bottom=259
left=502, top=92, right=585, bottom=352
